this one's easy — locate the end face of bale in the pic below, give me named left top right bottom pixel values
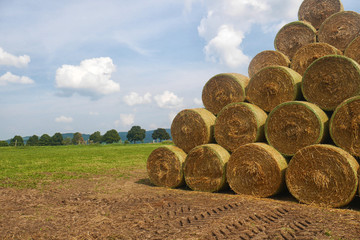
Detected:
left=171, top=108, right=216, bottom=153
left=227, top=143, right=288, bottom=198
left=202, top=73, right=249, bottom=115
left=274, top=21, right=317, bottom=59
left=214, top=102, right=267, bottom=152
left=291, top=42, right=341, bottom=76
left=330, top=96, right=360, bottom=157
left=318, top=11, right=360, bottom=52
left=246, top=66, right=302, bottom=112
left=302, top=55, right=360, bottom=111
left=286, top=144, right=359, bottom=208
left=265, top=101, right=329, bottom=156
left=248, top=50, right=290, bottom=78
left=184, top=144, right=230, bottom=192
left=345, top=35, right=360, bottom=65
left=298, top=0, right=343, bottom=29
left=147, top=145, right=187, bottom=188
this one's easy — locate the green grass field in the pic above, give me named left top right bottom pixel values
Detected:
left=0, top=143, right=162, bottom=188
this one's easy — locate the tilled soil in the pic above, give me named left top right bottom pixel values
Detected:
left=1, top=169, right=360, bottom=240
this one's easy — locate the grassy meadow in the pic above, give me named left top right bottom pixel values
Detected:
left=0, top=143, right=163, bottom=188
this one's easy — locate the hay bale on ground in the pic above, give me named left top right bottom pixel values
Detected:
left=214, top=102, right=267, bottom=152
left=318, top=11, right=360, bottom=52
left=246, top=66, right=302, bottom=112
left=171, top=108, right=216, bottom=153
left=226, top=143, right=288, bottom=198
left=286, top=144, right=359, bottom=208
left=298, top=0, right=343, bottom=29
left=345, top=35, right=360, bottom=65
left=274, top=21, right=317, bottom=60
left=147, top=145, right=186, bottom=188
left=291, top=42, right=341, bottom=76
left=302, top=55, right=360, bottom=111
left=184, top=144, right=230, bottom=192
left=248, top=50, right=290, bottom=79
left=330, top=96, right=360, bottom=157
left=265, top=101, right=328, bottom=156
left=202, top=73, right=249, bottom=115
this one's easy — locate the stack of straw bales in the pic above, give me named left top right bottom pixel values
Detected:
left=147, top=0, right=360, bottom=208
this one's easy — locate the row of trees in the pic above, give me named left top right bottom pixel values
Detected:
left=0, top=127, right=171, bottom=147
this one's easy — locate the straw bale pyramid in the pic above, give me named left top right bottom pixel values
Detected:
left=147, top=0, right=360, bottom=208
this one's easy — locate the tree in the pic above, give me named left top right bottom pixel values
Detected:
left=26, top=135, right=39, bottom=146
left=51, top=132, right=63, bottom=146
left=89, top=131, right=102, bottom=143
left=72, top=132, right=85, bottom=145
left=0, top=141, right=9, bottom=147
left=39, top=134, right=52, bottom=146
left=152, top=128, right=170, bottom=142
left=127, top=126, right=146, bottom=144
left=102, top=129, right=120, bottom=144
left=62, top=137, right=72, bottom=145
left=10, top=135, right=24, bottom=146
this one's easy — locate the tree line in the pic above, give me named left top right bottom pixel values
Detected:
left=0, top=127, right=170, bottom=147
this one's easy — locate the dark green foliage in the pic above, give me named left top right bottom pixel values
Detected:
left=152, top=128, right=171, bottom=142
left=26, top=135, right=39, bottom=146
left=62, top=137, right=72, bottom=145
left=127, top=126, right=146, bottom=144
left=10, top=135, right=24, bottom=146
left=89, top=131, right=102, bottom=143
left=0, top=141, right=9, bottom=147
left=39, top=134, right=52, bottom=146
left=102, top=129, right=120, bottom=144
left=72, top=132, right=85, bottom=145
left=51, top=132, right=63, bottom=146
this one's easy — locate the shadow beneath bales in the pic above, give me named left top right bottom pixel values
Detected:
left=135, top=178, right=154, bottom=186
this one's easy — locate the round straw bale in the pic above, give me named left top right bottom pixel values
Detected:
left=330, top=96, right=360, bottom=157
left=286, top=144, right=359, bottom=208
left=147, top=145, right=187, bottom=188
left=171, top=108, right=216, bottom=153
left=248, top=50, right=290, bottom=78
left=274, top=21, right=317, bottom=60
left=291, top=42, right=341, bottom=76
left=246, top=66, right=302, bottom=112
left=214, top=102, right=267, bottom=152
left=227, top=143, right=288, bottom=197
left=345, top=35, right=360, bottom=65
left=202, top=73, right=249, bottom=115
left=302, top=55, right=360, bottom=111
left=184, top=144, right=230, bottom=192
left=318, top=11, right=360, bottom=52
left=298, top=0, right=343, bottom=29
left=265, top=101, right=329, bottom=156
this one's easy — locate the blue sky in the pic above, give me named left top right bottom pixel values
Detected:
left=1, top=0, right=360, bottom=140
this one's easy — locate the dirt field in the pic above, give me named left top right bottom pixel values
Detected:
left=1, top=169, right=360, bottom=240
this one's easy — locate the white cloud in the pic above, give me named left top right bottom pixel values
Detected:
left=204, top=24, right=250, bottom=68
left=55, top=115, right=73, bottom=123
left=154, top=91, right=183, bottom=109
left=198, top=0, right=302, bottom=68
left=115, top=114, right=135, bottom=127
left=55, top=57, right=120, bottom=98
left=194, top=97, right=203, bottom=105
left=0, top=48, right=30, bottom=68
left=0, top=72, right=34, bottom=86
left=123, top=92, right=152, bottom=106
left=89, top=111, right=99, bottom=116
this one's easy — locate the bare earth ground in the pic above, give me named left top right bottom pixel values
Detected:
left=1, top=169, right=360, bottom=240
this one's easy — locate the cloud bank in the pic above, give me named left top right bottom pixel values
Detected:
left=115, top=114, right=135, bottom=127
left=123, top=92, right=152, bottom=106
left=0, top=48, right=30, bottom=68
left=0, top=72, right=34, bottom=86
left=55, top=57, right=120, bottom=98
left=154, top=91, right=183, bottom=109
left=198, top=0, right=302, bottom=68
left=55, top=115, right=73, bottom=123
